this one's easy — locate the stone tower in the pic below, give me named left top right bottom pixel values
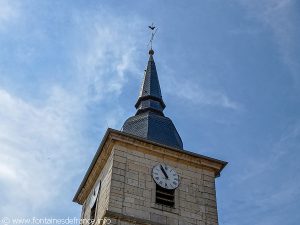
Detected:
left=73, top=49, right=227, bottom=225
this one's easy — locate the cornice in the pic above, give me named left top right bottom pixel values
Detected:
left=73, top=128, right=228, bottom=205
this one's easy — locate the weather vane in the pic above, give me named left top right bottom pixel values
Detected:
left=148, top=23, right=158, bottom=50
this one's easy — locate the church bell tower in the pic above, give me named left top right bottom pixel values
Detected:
left=73, top=48, right=227, bottom=225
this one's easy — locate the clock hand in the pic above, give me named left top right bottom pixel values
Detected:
left=160, top=165, right=169, bottom=179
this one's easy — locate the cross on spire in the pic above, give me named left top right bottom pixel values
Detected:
left=148, top=23, right=158, bottom=50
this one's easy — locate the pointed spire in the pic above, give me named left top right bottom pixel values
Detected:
left=135, top=49, right=166, bottom=115
left=122, top=48, right=183, bottom=149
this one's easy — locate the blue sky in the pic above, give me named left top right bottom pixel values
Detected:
left=0, top=0, right=299, bottom=224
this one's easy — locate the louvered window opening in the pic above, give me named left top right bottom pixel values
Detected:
left=155, top=184, right=175, bottom=207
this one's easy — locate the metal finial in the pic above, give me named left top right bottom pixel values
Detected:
left=147, top=23, right=158, bottom=50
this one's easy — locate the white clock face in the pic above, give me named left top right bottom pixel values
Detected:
left=152, top=163, right=179, bottom=189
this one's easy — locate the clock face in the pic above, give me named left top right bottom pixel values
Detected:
left=152, top=163, right=179, bottom=189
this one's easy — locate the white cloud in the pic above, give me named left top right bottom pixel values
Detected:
left=0, top=87, right=85, bottom=216
left=164, top=76, right=240, bottom=110
left=72, top=10, right=144, bottom=102
left=0, top=0, right=20, bottom=29
left=0, top=8, right=144, bottom=217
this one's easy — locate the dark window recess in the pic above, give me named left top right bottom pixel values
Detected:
left=90, top=202, right=96, bottom=221
left=90, top=181, right=101, bottom=224
left=155, top=184, right=175, bottom=207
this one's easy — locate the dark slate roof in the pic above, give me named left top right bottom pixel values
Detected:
left=122, top=49, right=183, bottom=149
left=135, top=49, right=165, bottom=115
left=122, top=111, right=183, bottom=149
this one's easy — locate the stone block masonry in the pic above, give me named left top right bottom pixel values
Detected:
left=104, top=144, right=219, bottom=225
left=75, top=130, right=226, bottom=225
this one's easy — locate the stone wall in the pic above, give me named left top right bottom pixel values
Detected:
left=82, top=151, right=114, bottom=221
left=106, top=144, right=219, bottom=225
